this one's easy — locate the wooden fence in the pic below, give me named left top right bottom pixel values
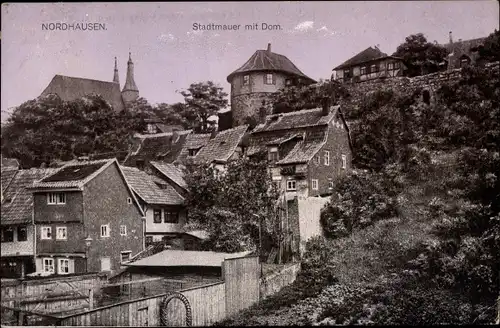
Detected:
left=50, top=255, right=260, bottom=326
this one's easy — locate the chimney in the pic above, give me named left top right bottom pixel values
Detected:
left=321, top=97, right=331, bottom=116
left=267, top=43, right=271, bottom=53
left=449, top=31, right=453, bottom=44
left=210, top=129, right=218, bottom=139
left=258, top=100, right=267, bottom=124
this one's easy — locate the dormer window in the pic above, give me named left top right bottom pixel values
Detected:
left=188, top=149, right=198, bottom=157
left=243, top=75, right=250, bottom=85
left=269, top=147, right=279, bottom=162
left=146, top=124, right=156, bottom=134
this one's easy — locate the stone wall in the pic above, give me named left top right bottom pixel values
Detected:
left=260, top=262, right=300, bottom=300
left=231, top=92, right=274, bottom=126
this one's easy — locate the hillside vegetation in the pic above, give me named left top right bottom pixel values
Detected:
left=220, top=64, right=499, bottom=325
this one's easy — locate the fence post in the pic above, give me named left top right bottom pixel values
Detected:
left=89, top=288, right=94, bottom=310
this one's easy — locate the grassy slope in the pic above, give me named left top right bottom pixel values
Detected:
left=219, top=151, right=462, bottom=326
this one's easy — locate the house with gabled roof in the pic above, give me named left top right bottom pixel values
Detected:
left=333, top=46, right=406, bottom=83
left=120, top=165, right=205, bottom=250
left=249, top=99, right=352, bottom=199
left=27, top=158, right=145, bottom=275
left=148, top=161, right=188, bottom=197
left=225, top=43, right=316, bottom=128
left=1, top=168, right=57, bottom=278
left=193, top=125, right=249, bottom=171
left=442, top=32, right=488, bottom=70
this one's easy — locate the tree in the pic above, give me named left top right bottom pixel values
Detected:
left=271, top=79, right=350, bottom=114
left=184, top=151, right=279, bottom=253
left=393, top=33, right=448, bottom=77
left=1, top=94, right=144, bottom=168
left=478, top=29, right=500, bottom=64
left=180, top=81, right=228, bottom=133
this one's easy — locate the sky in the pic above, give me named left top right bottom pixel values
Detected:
left=1, top=1, right=499, bottom=121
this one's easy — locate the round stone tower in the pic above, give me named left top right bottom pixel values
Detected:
left=226, top=43, right=316, bottom=127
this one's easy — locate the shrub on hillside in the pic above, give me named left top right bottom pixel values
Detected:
left=320, top=170, right=400, bottom=239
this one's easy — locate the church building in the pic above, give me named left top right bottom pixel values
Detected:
left=39, top=53, right=140, bottom=112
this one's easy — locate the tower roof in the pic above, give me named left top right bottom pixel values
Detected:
left=123, top=52, right=139, bottom=92
left=113, top=57, right=120, bottom=84
left=227, top=43, right=316, bottom=83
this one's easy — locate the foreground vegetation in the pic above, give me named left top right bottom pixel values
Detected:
left=220, top=62, right=499, bottom=325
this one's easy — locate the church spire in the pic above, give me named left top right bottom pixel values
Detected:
left=113, top=57, right=120, bottom=84
left=122, top=52, right=139, bottom=103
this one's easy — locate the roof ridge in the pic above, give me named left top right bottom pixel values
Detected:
left=55, top=74, right=117, bottom=85
left=217, top=124, right=249, bottom=134
left=135, top=129, right=193, bottom=139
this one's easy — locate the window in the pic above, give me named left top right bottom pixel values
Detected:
left=127, top=197, right=132, bottom=204
left=43, top=258, right=54, bottom=273
left=460, top=57, right=470, bottom=67
left=145, top=236, right=153, bottom=245
left=370, top=64, right=379, bottom=73
left=394, top=62, right=401, bottom=69
left=343, top=69, right=350, bottom=78
left=285, top=79, right=292, bottom=86
left=1, top=228, right=14, bottom=242
left=287, top=180, right=296, bottom=191
left=243, top=75, right=250, bottom=85
left=153, top=209, right=162, bottom=223
left=188, top=149, right=198, bottom=157
left=360, top=66, right=366, bottom=75
left=41, top=227, right=52, bottom=240
left=100, top=224, right=110, bottom=238
left=423, top=90, right=431, bottom=105
left=164, top=211, right=179, bottom=224
left=312, top=179, right=319, bottom=190
left=342, top=154, right=347, bottom=169
left=58, top=259, right=70, bottom=274
left=147, top=124, right=156, bottom=134
left=121, top=251, right=132, bottom=263
left=265, top=73, right=274, bottom=85
left=120, top=225, right=127, bottom=236
left=56, top=227, right=67, bottom=240
left=269, top=150, right=279, bottom=162
left=17, top=226, right=27, bottom=242
left=47, top=192, right=66, bottom=205
left=315, top=155, right=321, bottom=165
left=388, top=62, right=394, bottom=70
left=328, top=180, right=334, bottom=189
left=324, top=150, right=330, bottom=166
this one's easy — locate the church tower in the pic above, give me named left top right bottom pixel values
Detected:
left=113, top=57, right=120, bottom=84
left=122, top=52, right=139, bottom=104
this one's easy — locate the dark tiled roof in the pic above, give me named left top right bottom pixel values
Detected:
left=1, top=168, right=58, bottom=225
left=176, top=133, right=212, bottom=164
left=32, top=159, right=114, bottom=189
left=333, top=47, right=392, bottom=70
left=227, top=48, right=316, bottom=83
left=42, top=163, right=106, bottom=183
left=1, top=168, right=18, bottom=196
left=252, top=106, right=339, bottom=134
left=194, top=125, right=249, bottom=164
left=40, top=75, right=125, bottom=112
left=126, top=130, right=192, bottom=165
left=120, top=166, right=184, bottom=205
left=149, top=162, right=187, bottom=189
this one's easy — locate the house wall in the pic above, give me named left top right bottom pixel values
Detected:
left=230, top=71, right=289, bottom=126
left=83, top=164, right=144, bottom=274
left=33, top=191, right=84, bottom=223
left=1, top=224, right=34, bottom=256
left=36, top=222, right=86, bottom=254
left=308, top=117, right=352, bottom=196
left=144, top=205, right=186, bottom=235
left=335, top=58, right=405, bottom=83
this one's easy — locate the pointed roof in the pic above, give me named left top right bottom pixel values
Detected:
left=123, top=52, right=139, bottom=92
left=441, top=37, right=487, bottom=55
left=333, top=46, right=399, bottom=70
left=227, top=44, right=316, bottom=83
left=149, top=161, right=187, bottom=190
left=1, top=168, right=58, bottom=225
left=40, top=75, right=125, bottom=112
left=194, top=125, right=249, bottom=164
left=113, top=57, right=120, bottom=84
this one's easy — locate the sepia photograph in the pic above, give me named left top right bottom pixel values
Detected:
left=1, top=1, right=499, bottom=326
